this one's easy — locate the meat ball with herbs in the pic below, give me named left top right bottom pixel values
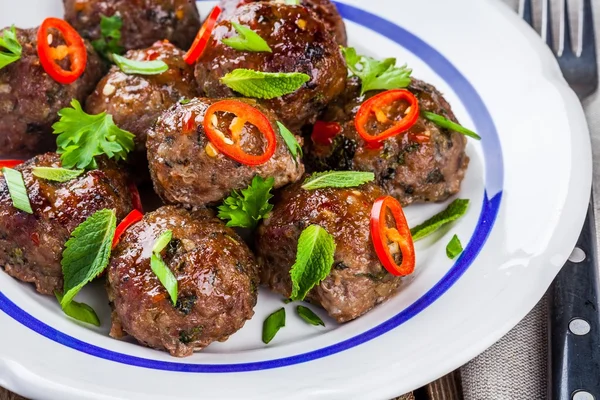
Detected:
left=0, top=26, right=103, bottom=157
left=107, top=206, right=259, bottom=357
left=147, top=97, right=304, bottom=206
left=194, top=2, right=347, bottom=131
left=218, top=0, right=347, bottom=46
left=306, top=77, right=470, bottom=206
left=63, top=0, right=201, bottom=51
left=256, top=181, right=407, bottom=323
left=0, top=153, right=134, bottom=295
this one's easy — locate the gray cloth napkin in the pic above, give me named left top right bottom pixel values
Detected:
left=460, top=1, right=600, bottom=399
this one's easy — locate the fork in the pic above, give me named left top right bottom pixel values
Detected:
left=522, top=0, right=599, bottom=399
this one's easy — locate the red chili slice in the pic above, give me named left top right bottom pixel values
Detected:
left=355, top=89, right=420, bottom=144
left=370, top=196, right=415, bottom=276
left=128, top=181, right=143, bottom=213
left=112, top=209, right=144, bottom=249
left=37, top=18, right=87, bottom=84
left=0, top=160, right=24, bottom=169
left=311, top=121, right=342, bottom=145
left=203, top=99, right=277, bottom=166
left=184, top=6, right=222, bottom=65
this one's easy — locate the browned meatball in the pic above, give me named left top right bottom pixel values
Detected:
left=306, top=78, right=470, bottom=206
left=86, top=40, right=199, bottom=153
left=107, top=206, right=259, bottom=357
left=63, top=0, right=201, bottom=51
left=0, top=27, right=103, bottom=157
left=256, top=181, right=403, bottom=323
left=147, top=97, right=304, bottom=206
left=218, top=0, right=347, bottom=46
left=195, top=2, right=347, bottom=131
left=0, top=153, right=134, bottom=295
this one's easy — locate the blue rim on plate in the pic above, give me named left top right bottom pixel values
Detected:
left=0, top=2, right=504, bottom=373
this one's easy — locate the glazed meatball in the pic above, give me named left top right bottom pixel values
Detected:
left=306, top=78, right=470, bottom=206
left=86, top=40, right=198, bottom=153
left=107, top=206, right=259, bottom=357
left=257, top=181, right=403, bottom=323
left=0, top=27, right=103, bottom=157
left=218, top=0, right=347, bottom=46
left=147, top=97, right=304, bottom=206
left=0, top=153, right=134, bottom=295
left=195, top=2, right=347, bottom=131
left=63, top=0, right=201, bottom=51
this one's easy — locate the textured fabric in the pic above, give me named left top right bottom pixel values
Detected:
left=461, top=1, right=600, bottom=399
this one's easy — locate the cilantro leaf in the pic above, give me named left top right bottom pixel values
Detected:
left=222, top=22, right=272, bottom=53
left=217, top=176, right=275, bottom=229
left=410, top=199, right=469, bottom=241
left=301, top=171, right=374, bottom=190
left=55, top=291, right=100, bottom=327
left=276, top=121, right=302, bottom=162
left=92, top=15, right=124, bottom=59
left=112, top=53, right=169, bottom=75
left=263, top=308, right=286, bottom=344
left=32, top=167, right=84, bottom=182
left=2, top=167, right=32, bottom=214
left=422, top=111, right=481, bottom=140
left=446, top=234, right=463, bottom=259
left=296, top=305, right=325, bottom=327
left=221, top=69, right=310, bottom=99
left=341, top=47, right=412, bottom=95
left=53, top=99, right=135, bottom=170
left=0, top=25, right=22, bottom=70
left=61, top=209, right=117, bottom=307
left=290, top=225, right=336, bottom=301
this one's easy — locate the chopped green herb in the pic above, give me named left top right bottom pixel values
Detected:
left=297, top=305, right=325, bottom=326
left=222, top=22, right=272, bottom=53
left=32, top=167, right=84, bottom=182
left=290, top=225, right=336, bottom=301
left=283, top=298, right=293, bottom=304
left=302, top=171, right=374, bottom=190
left=221, top=69, right=310, bottom=99
left=152, top=230, right=173, bottom=254
left=217, top=176, right=274, bottom=229
left=284, top=0, right=301, bottom=4
left=410, top=199, right=469, bottom=241
left=179, top=98, right=192, bottom=105
left=263, top=308, right=286, bottom=344
left=2, top=167, right=32, bottom=214
left=276, top=121, right=302, bottom=162
left=112, top=53, right=169, bottom=75
left=92, top=15, right=124, bottom=59
left=446, top=234, right=463, bottom=259
left=55, top=291, right=100, bottom=327
left=422, top=111, right=481, bottom=140
left=0, top=25, right=22, bottom=70
left=150, top=253, right=178, bottom=306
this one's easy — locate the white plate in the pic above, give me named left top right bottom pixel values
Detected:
left=0, top=0, right=592, bottom=399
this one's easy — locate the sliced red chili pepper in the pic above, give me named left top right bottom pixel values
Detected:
left=370, top=196, right=415, bottom=276
left=355, top=89, right=420, bottom=144
left=128, top=181, right=143, bottom=213
left=112, top=209, right=144, bottom=249
left=184, top=6, right=221, bottom=65
left=37, top=18, right=87, bottom=85
left=311, top=121, right=342, bottom=145
left=203, top=99, right=277, bottom=166
left=0, top=160, right=24, bottom=169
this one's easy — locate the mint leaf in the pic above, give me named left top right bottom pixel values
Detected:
left=422, top=111, right=481, bottom=140
left=263, top=308, right=285, bottom=344
left=55, top=291, right=100, bottom=327
left=152, top=230, right=173, bottom=254
left=290, top=225, right=336, bottom=301
left=410, top=199, right=469, bottom=241
left=276, top=121, right=302, bottom=162
left=112, top=53, right=169, bottom=75
left=61, top=209, right=116, bottom=307
left=2, top=167, right=32, bottom=214
left=32, top=167, right=84, bottom=182
left=92, top=15, right=124, bottom=59
left=221, top=69, right=310, bottom=99
left=301, top=171, right=374, bottom=190
left=296, top=305, right=325, bottom=326
left=341, top=47, right=412, bottom=95
left=53, top=99, right=135, bottom=170
left=217, top=176, right=274, bottom=229
left=150, top=253, right=178, bottom=306
left=446, top=234, right=463, bottom=259
left=222, top=22, right=272, bottom=53
left=0, top=25, right=22, bottom=70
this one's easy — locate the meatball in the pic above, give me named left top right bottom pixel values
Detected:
left=147, top=97, right=304, bottom=206
left=85, top=40, right=198, bottom=153
left=218, top=0, right=347, bottom=46
left=195, top=2, right=347, bottom=131
left=0, top=153, right=134, bottom=295
left=63, top=0, right=201, bottom=51
left=256, top=181, right=402, bottom=323
left=306, top=77, right=470, bottom=206
left=107, top=206, right=259, bottom=357
left=0, top=27, right=103, bottom=157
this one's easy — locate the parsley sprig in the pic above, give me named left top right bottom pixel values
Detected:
left=218, top=176, right=275, bottom=229
left=0, top=25, right=22, bottom=70
left=92, top=15, right=124, bottom=59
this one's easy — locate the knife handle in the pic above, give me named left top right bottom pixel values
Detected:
left=549, top=202, right=600, bottom=400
